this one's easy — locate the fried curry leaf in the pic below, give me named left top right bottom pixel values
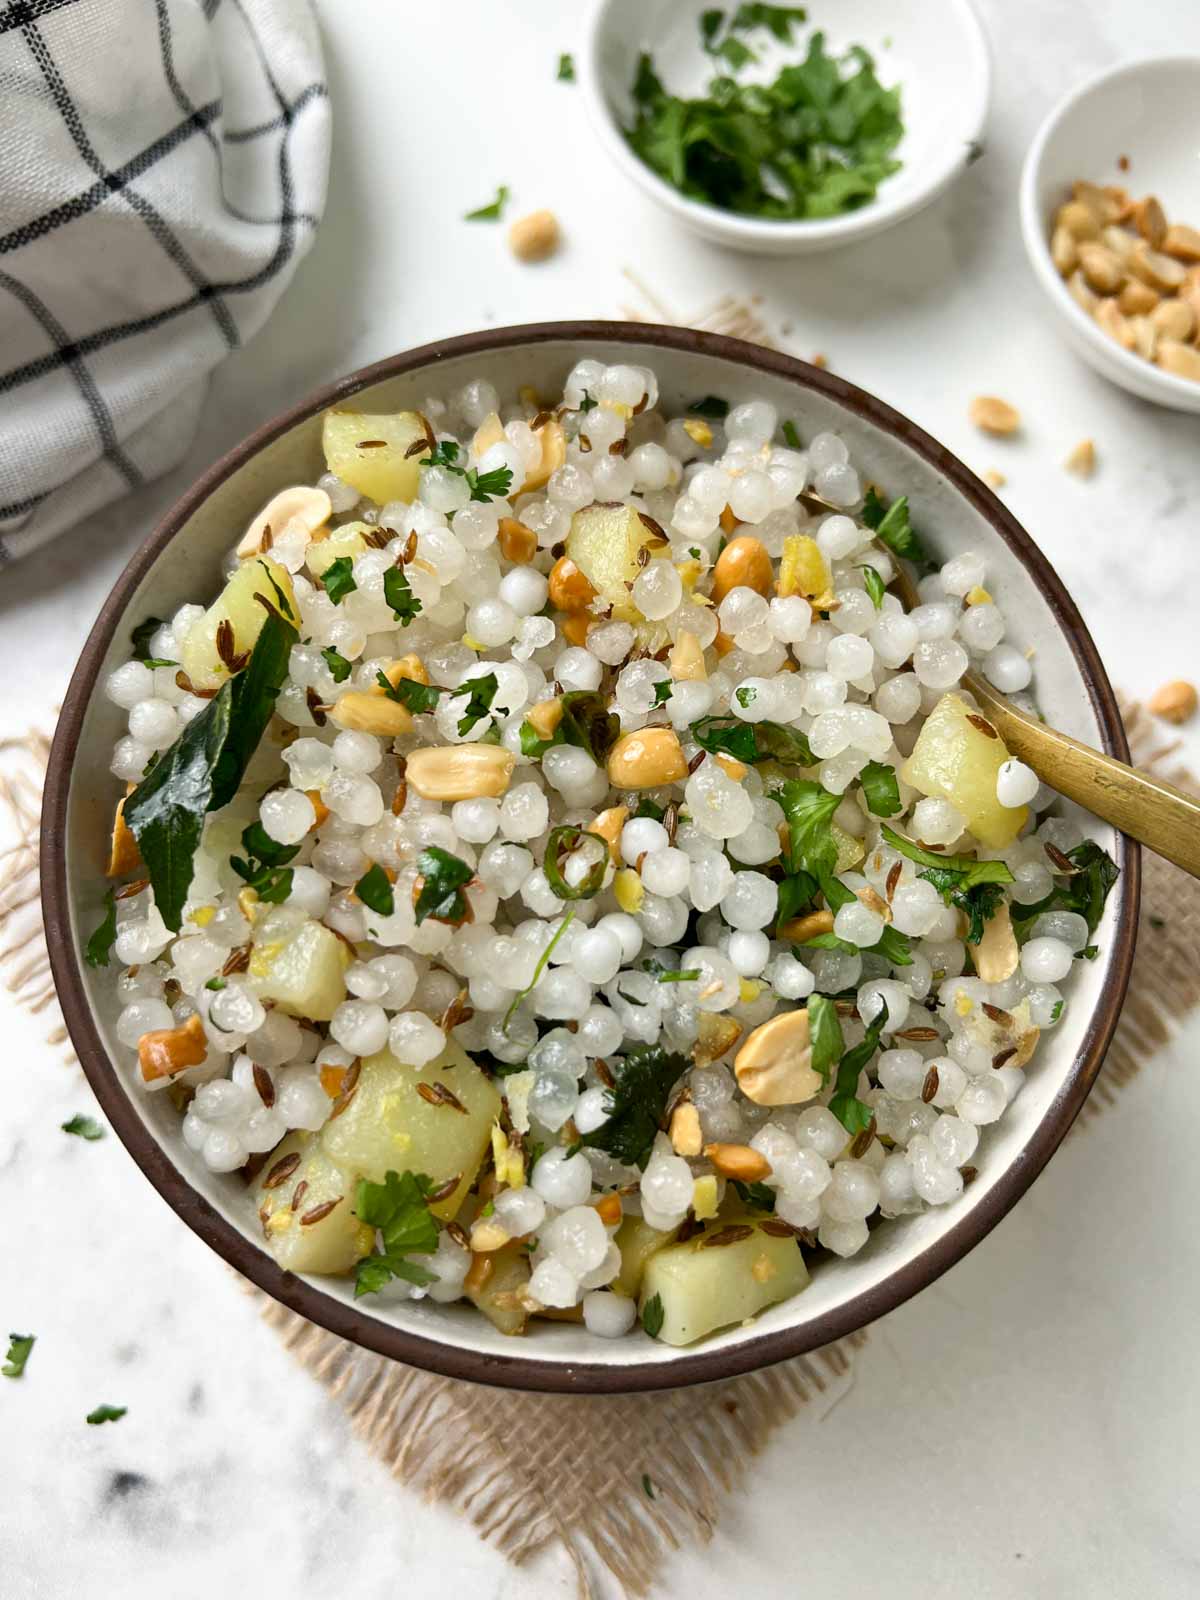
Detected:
left=691, top=715, right=814, bottom=767
left=1009, top=839, right=1119, bottom=938
left=124, top=607, right=297, bottom=930
left=575, top=1044, right=690, bottom=1170
left=543, top=825, right=609, bottom=901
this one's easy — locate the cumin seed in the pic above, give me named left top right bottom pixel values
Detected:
left=966, top=713, right=998, bottom=739
left=327, top=1057, right=362, bottom=1120
left=885, top=860, right=902, bottom=902
left=849, top=1116, right=877, bottom=1159
left=290, top=1179, right=309, bottom=1211
left=416, top=1081, right=469, bottom=1114
left=760, top=1219, right=802, bottom=1238
left=595, top=1058, right=614, bottom=1088
left=688, top=749, right=706, bottom=774
left=445, top=1220, right=470, bottom=1251
left=300, top=1198, right=342, bottom=1225
left=404, top=437, right=429, bottom=458
left=701, top=1224, right=754, bottom=1249
left=262, top=1151, right=301, bottom=1190
left=427, top=1173, right=462, bottom=1204
left=894, top=1026, right=939, bottom=1042
left=921, top=1066, right=939, bottom=1104
left=992, top=1046, right=1017, bottom=1069
left=982, top=1002, right=1013, bottom=1025
left=114, top=878, right=150, bottom=901
left=252, top=1063, right=276, bottom=1108
left=222, top=944, right=251, bottom=976
left=355, top=439, right=388, bottom=448
left=1044, top=841, right=1076, bottom=874
left=306, top=687, right=327, bottom=727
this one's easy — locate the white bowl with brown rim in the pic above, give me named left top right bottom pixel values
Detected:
left=42, top=323, right=1138, bottom=1394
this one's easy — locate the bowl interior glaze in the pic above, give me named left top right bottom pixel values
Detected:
left=42, top=323, right=1137, bottom=1393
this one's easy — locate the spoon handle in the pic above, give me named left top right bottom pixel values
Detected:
left=965, top=674, right=1200, bottom=879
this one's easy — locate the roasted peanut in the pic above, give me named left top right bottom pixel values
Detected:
left=669, top=1101, right=703, bottom=1157
left=1157, top=339, right=1200, bottom=380
left=703, top=1142, right=772, bottom=1182
left=522, top=417, right=566, bottom=492
left=1118, top=279, right=1159, bottom=316
left=329, top=692, right=413, bottom=737
left=776, top=908, right=834, bottom=943
left=669, top=629, right=707, bottom=681
left=606, top=727, right=688, bottom=790
left=138, top=1013, right=208, bottom=1082
left=498, top=516, right=538, bottom=563
left=590, top=805, right=629, bottom=863
left=1163, top=223, right=1200, bottom=263
left=1078, top=242, right=1124, bottom=295
left=560, top=613, right=593, bottom=647
left=1064, top=438, right=1096, bottom=478
left=733, top=1009, right=824, bottom=1107
left=968, top=900, right=1019, bottom=983
left=524, top=697, right=563, bottom=741
left=471, top=411, right=505, bottom=457
left=1151, top=297, right=1195, bottom=342
left=406, top=744, right=516, bottom=801
left=710, top=534, right=773, bottom=604
left=1133, top=195, right=1167, bottom=248
left=107, top=797, right=141, bottom=878
left=548, top=555, right=596, bottom=613
left=1094, top=298, right=1135, bottom=350
left=1147, top=679, right=1198, bottom=725
left=1128, top=241, right=1187, bottom=293
left=968, top=396, right=1021, bottom=436
left=508, top=209, right=561, bottom=263
left=1057, top=200, right=1101, bottom=240
left=236, top=485, right=330, bottom=560
left=1050, top=224, right=1078, bottom=275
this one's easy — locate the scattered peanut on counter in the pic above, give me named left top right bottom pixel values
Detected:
left=1051, top=181, right=1200, bottom=382
left=1147, top=680, right=1198, bottom=726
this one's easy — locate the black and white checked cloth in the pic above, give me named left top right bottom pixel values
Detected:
left=0, top=0, right=330, bottom=565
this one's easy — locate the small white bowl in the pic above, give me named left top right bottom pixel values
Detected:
left=580, top=0, right=991, bottom=256
left=1020, top=56, right=1200, bottom=414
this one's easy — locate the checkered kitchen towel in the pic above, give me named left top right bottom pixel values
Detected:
left=0, top=0, right=330, bottom=566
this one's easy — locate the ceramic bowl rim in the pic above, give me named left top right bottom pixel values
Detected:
left=578, top=0, right=993, bottom=249
left=41, top=320, right=1139, bottom=1394
left=1018, top=53, right=1200, bottom=407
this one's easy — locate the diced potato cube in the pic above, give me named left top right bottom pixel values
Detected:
left=255, top=1133, right=374, bottom=1275
left=320, top=1040, right=500, bottom=1219
left=901, top=692, right=1029, bottom=848
left=639, top=1219, right=809, bottom=1346
left=249, top=914, right=351, bottom=1021
left=321, top=409, right=431, bottom=506
left=566, top=502, right=663, bottom=616
left=611, top=1215, right=679, bottom=1299
left=464, top=1240, right=531, bottom=1336
left=305, top=520, right=373, bottom=579
left=179, top=557, right=297, bottom=691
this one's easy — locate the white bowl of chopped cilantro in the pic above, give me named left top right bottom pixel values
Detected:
left=581, top=0, right=992, bottom=254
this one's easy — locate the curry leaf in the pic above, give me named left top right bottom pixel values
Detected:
left=575, top=1044, right=689, bottom=1170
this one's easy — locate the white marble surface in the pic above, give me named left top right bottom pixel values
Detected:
left=4, top=1, right=1200, bottom=1595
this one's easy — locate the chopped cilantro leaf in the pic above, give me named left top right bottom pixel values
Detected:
left=62, top=1114, right=104, bottom=1141
left=782, top=419, right=802, bottom=449
left=465, top=184, right=510, bottom=221
left=322, top=556, right=357, bottom=603
left=807, top=993, right=843, bottom=1082
left=86, top=1404, right=127, bottom=1425
left=377, top=670, right=444, bottom=714
left=3, top=1333, right=34, bottom=1378
left=414, top=846, right=473, bottom=926
left=641, top=1291, right=665, bottom=1338
left=860, top=490, right=931, bottom=569
left=1009, top=839, right=1118, bottom=938
left=652, top=680, right=674, bottom=707
left=383, top=563, right=422, bottom=625
left=859, top=760, right=901, bottom=817
left=732, top=1178, right=776, bottom=1211
left=735, top=686, right=756, bottom=709
left=456, top=671, right=503, bottom=736
left=575, top=1044, right=689, bottom=1170
left=229, top=820, right=298, bottom=905
left=356, top=862, right=395, bottom=917
left=578, top=390, right=599, bottom=413
left=859, top=564, right=886, bottom=609
left=557, top=52, right=575, bottom=81
left=687, top=395, right=729, bottom=419
left=322, top=646, right=352, bottom=683
left=353, top=1170, right=439, bottom=1297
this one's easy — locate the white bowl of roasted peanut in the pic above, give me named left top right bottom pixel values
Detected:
left=1020, top=56, right=1200, bottom=413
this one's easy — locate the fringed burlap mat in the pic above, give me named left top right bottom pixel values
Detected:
left=4, top=700, right=1199, bottom=1595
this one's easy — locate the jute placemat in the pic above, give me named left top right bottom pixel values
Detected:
left=3, top=303, right=1198, bottom=1593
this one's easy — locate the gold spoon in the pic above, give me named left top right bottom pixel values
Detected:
left=796, top=490, right=1200, bottom=878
